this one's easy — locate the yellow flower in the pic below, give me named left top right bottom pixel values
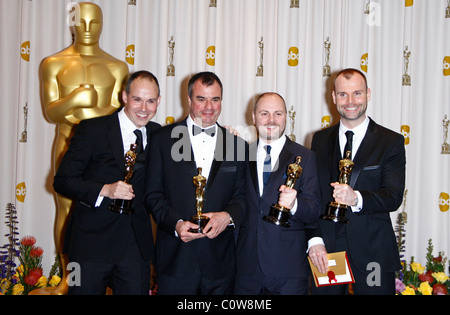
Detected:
left=16, top=264, right=24, bottom=274
left=37, top=276, right=48, bottom=287
left=418, top=282, right=432, bottom=295
left=432, top=272, right=449, bottom=283
left=410, top=262, right=426, bottom=274
left=402, top=286, right=416, bottom=295
left=0, top=279, right=10, bottom=294
left=12, top=283, right=24, bottom=295
left=49, top=275, right=61, bottom=287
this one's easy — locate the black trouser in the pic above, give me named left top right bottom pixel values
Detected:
left=68, top=236, right=150, bottom=295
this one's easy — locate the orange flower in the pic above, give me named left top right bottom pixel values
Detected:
left=24, top=268, right=43, bottom=286
left=418, top=273, right=434, bottom=283
left=20, top=236, right=36, bottom=247
left=30, top=247, right=44, bottom=258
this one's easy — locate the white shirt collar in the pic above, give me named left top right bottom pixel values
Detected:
left=339, top=116, right=370, bottom=156
left=339, top=116, right=370, bottom=136
left=119, top=109, right=146, bottom=133
left=256, top=135, right=286, bottom=196
left=118, top=109, right=147, bottom=151
left=257, top=134, right=286, bottom=153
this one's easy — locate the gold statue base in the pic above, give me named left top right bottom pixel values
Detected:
left=288, top=134, right=296, bottom=142
left=402, top=74, right=411, bottom=86
left=167, top=65, right=175, bottom=77
left=109, top=199, right=134, bottom=215
left=189, top=215, right=210, bottom=233
left=263, top=204, right=291, bottom=227
left=321, top=201, right=349, bottom=224
left=256, top=65, right=263, bottom=77
left=442, top=143, right=450, bottom=154
left=323, top=65, right=331, bottom=77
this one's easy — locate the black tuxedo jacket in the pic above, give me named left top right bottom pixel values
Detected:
left=236, top=137, right=321, bottom=285
left=311, top=118, right=405, bottom=273
left=144, top=118, right=247, bottom=280
left=54, top=110, right=160, bottom=263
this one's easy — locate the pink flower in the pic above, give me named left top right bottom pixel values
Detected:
left=395, top=278, right=405, bottom=293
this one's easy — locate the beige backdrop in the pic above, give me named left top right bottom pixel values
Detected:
left=0, top=0, right=449, bottom=275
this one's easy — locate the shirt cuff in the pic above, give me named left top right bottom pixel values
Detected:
left=95, top=195, right=104, bottom=207
left=289, top=199, right=298, bottom=215
left=351, top=191, right=363, bottom=212
left=307, top=237, right=325, bottom=253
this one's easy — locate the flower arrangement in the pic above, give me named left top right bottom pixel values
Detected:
left=396, top=239, right=450, bottom=295
left=0, top=203, right=62, bottom=295
left=0, top=236, right=62, bottom=295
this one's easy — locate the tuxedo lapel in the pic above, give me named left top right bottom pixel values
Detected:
left=350, top=119, right=378, bottom=188
left=328, top=125, right=340, bottom=183
left=173, top=120, right=197, bottom=173
left=207, top=125, right=227, bottom=187
left=274, top=139, right=294, bottom=178
left=107, top=113, right=126, bottom=171
left=248, top=142, right=259, bottom=196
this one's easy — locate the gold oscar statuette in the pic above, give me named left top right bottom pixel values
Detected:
left=109, top=144, right=137, bottom=215
left=167, top=36, right=175, bottom=77
left=442, top=114, right=450, bottom=154
left=256, top=37, right=264, bottom=77
left=321, top=151, right=354, bottom=224
left=288, top=106, right=296, bottom=142
left=19, top=102, right=28, bottom=143
left=189, top=168, right=210, bottom=233
left=323, top=37, right=331, bottom=77
left=402, top=46, right=411, bottom=86
left=263, top=156, right=302, bottom=228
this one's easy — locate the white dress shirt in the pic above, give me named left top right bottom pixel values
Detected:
left=95, top=110, right=146, bottom=207
left=338, top=116, right=370, bottom=212
left=186, top=115, right=217, bottom=179
left=256, top=135, right=286, bottom=196
left=256, top=136, right=297, bottom=215
left=119, top=109, right=147, bottom=154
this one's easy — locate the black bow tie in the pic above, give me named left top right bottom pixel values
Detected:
left=192, top=125, right=216, bottom=137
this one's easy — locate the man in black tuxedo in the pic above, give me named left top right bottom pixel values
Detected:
left=311, top=68, right=405, bottom=294
left=235, top=92, right=328, bottom=295
left=144, top=72, right=247, bottom=295
left=53, top=71, right=161, bottom=294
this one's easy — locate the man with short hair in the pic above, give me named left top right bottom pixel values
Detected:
left=144, top=71, right=247, bottom=295
left=311, top=68, right=405, bottom=295
left=54, top=71, right=161, bottom=295
left=235, top=92, right=327, bottom=295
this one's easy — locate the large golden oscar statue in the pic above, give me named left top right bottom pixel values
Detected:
left=34, top=2, right=128, bottom=295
